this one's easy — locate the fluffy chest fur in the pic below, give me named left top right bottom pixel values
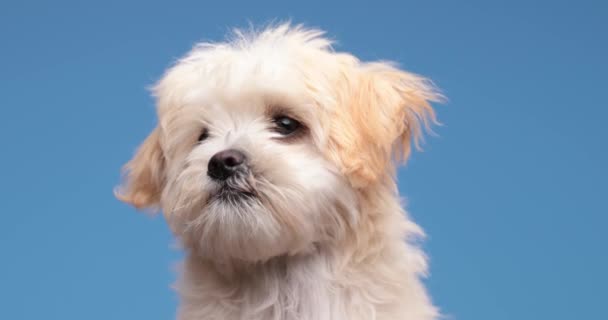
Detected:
left=176, top=240, right=437, bottom=320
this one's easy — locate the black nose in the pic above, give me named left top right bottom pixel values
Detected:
left=207, top=149, right=247, bottom=181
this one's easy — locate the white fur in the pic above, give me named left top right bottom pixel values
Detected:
left=118, top=23, right=442, bottom=320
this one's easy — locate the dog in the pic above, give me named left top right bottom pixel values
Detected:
left=116, top=24, right=443, bottom=320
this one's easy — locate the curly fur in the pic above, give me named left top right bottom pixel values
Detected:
left=116, top=23, right=443, bottom=320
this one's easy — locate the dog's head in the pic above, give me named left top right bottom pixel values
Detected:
left=116, top=25, right=441, bottom=263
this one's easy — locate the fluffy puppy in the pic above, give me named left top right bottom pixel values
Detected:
left=116, top=24, right=443, bottom=320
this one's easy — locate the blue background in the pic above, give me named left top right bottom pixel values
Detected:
left=1, top=1, right=606, bottom=319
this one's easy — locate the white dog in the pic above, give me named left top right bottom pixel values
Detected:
left=117, top=24, right=443, bottom=320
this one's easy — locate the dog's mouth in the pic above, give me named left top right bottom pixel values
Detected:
left=205, top=169, right=259, bottom=205
left=208, top=184, right=257, bottom=203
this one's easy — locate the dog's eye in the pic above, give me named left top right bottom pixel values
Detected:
left=198, top=129, right=209, bottom=142
left=272, top=116, right=301, bottom=136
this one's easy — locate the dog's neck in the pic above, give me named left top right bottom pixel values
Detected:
left=178, top=245, right=341, bottom=319
left=193, top=247, right=320, bottom=281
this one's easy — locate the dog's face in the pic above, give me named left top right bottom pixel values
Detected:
left=116, top=25, right=441, bottom=263
left=152, top=89, right=360, bottom=262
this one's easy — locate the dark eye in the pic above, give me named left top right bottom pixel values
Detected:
left=198, top=128, right=209, bottom=142
left=272, top=116, right=301, bottom=136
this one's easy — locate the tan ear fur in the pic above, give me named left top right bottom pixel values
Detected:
left=115, top=127, right=165, bottom=209
left=328, top=62, right=442, bottom=188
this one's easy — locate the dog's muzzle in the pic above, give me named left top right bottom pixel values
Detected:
left=207, top=149, right=256, bottom=202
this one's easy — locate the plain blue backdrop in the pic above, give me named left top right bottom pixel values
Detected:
left=1, top=1, right=606, bottom=319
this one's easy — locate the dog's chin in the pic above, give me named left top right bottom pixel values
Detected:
left=184, top=185, right=297, bottom=263
left=172, top=170, right=344, bottom=263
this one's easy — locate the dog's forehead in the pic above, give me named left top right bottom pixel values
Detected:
left=155, top=35, right=345, bottom=119
left=178, top=50, right=311, bottom=104
left=177, top=60, right=320, bottom=122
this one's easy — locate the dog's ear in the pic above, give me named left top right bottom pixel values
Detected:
left=115, top=127, right=165, bottom=209
left=329, top=62, right=442, bottom=188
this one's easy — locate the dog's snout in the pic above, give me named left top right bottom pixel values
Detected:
left=207, top=149, right=247, bottom=181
